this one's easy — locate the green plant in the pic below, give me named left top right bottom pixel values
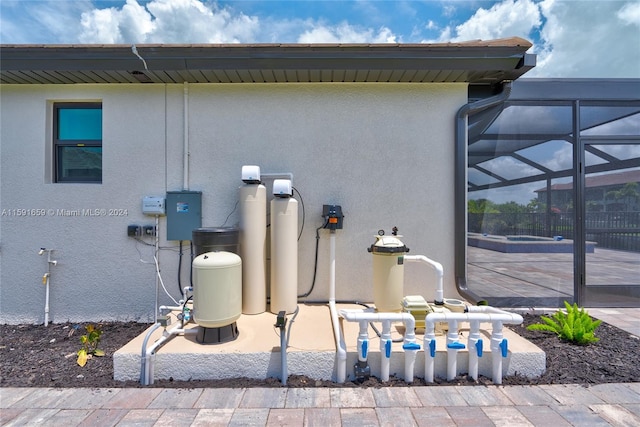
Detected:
left=527, top=301, right=602, bottom=345
left=77, top=324, right=105, bottom=367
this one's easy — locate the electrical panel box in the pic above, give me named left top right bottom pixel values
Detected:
left=166, top=191, right=202, bottom=241
left=142, top=196, right=166, bottom=216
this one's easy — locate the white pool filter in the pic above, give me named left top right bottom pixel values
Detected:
left=368, top=230, right=410, bottom=312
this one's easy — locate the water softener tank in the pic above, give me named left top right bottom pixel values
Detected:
left=239, top=177, right=267, bottom=315
left=192, top=251, right=242, bottom=328
left=368, top=229, right=409, bottom=312
left=270, top=179, right=298, bottom=314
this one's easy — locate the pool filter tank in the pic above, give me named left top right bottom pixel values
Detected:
left=270, top=179, right=298, bottom=314
left=239, top=165, right=267, bottom=314
left=192, top=251, right=242, bottom=343
left=368, top=228, right=410, bottom=312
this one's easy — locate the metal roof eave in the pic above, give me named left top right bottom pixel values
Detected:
left=0, top=39, right=535, bottom=85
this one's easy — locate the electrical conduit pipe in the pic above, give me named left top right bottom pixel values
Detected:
left=423, top=309, right=522, bottom=384
left=403, top=255, right=444, bottom=304
left=140, top=322, right=198, bottom=385
left=338, top=309, right=419, bottom=382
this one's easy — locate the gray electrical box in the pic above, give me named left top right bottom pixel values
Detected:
left=166, top=191, right=202, bottom=241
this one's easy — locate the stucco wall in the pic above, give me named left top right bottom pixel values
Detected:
left=0, top=82, right=466, bottom=324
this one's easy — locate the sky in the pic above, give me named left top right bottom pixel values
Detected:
left=1, top=0, right=639, bottom=79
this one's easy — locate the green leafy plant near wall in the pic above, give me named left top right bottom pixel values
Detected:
left=527, top=301, right=602, bottom=345
left=77, top=324, right=105, bottom=367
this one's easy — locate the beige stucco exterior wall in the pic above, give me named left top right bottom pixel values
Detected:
left=0, top=82, right=466, bottom=324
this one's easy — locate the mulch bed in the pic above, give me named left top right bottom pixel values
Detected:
left=1, top=313, right=638, bottom=388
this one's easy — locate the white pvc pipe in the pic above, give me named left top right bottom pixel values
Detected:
left=142, top=323, right=198, bottom=385
left=44, top=274, right=50, bottom=327
left=339, top=309, right=417, bottom=382
left=328, top=231, right=347, bottom=383
left=40, top=249, right=56, bottom=326
left=357, top=321, right=368, bottom=362
left=140, top=322, right=162, bottom=384
left=404, top=255, right=444, bottom=304
left=491, top=321, right=505, bottom=385
left=380, top=320, right=391, bottom=381
left=446, top=319, right=460, bottom=381
left=424, top=327, right=436, bottom=383
left=423, top=309, right=523, bottom=384
left=467, top=320, right=482, bottom=380
left=280, top=323, right=287, bottom=385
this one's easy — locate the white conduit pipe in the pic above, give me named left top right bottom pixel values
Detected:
left=423, top=309, right=522, bottom=384
left=183, top=82, right=189, bottom=191
left=338, top=310, right=418, bottom=382
left=403, top=255, right=444, bottom=304
left=140, top=322, right=162, bottom=384
left=327, top=231, right=348, bottom=383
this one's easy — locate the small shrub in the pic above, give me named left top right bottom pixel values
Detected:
left=527, top=301, right=602, bottom=345
left=77, top=324, right=105, bottom=367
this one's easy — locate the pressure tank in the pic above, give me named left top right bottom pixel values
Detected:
left=270, top=195, right=298, bottom=314
left=239, top=183, right=267, bottom=314
left=192, top=251, right=242, bottom=328
left=368, top=230, right=409, bottom=312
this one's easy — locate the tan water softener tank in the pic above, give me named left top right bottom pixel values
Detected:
left=192, top=251, right=242, bottom=328
left=270, top=179, right=298, bottom=314
left=368, top=229, right=409, bottom=312
left=239, top=166, right=267, bottom=314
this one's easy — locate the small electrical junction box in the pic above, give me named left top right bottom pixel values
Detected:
left=322, top=204, right=344, bottom=230
left=142, top=196, right=166, bottom=216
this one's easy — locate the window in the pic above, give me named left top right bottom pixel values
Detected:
left=53, top=103, right=102, bottom=183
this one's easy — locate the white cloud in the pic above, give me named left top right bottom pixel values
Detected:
left=297, top=22, right=397, bottom=43
left=529, top=0, right=640, bottom=78
left=449, top=0, right=541, bottom=42
left=429, top=0, right=640, bottom=78
left=78, top=0, right=259, bottom=44
left=0, top=0, right=93, bottom=43
left=617, top=1, right=640, bottom=27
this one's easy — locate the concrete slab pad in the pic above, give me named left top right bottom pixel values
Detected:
left=115, top=303, right=546, bottom=384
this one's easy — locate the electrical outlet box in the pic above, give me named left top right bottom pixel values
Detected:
left=142, top=196, right=165, bottom=216
left=143, top=225, right=156, bottom=236
left=322, top=204, right=344, bottom=230
left=166, top=191, right=202, bottom=241
left=127, top=225, right=141, bottom=237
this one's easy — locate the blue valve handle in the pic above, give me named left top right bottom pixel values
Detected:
left=361, top=340, right=368, bottom=359
left=447, top=341, right=465, bottom=350
left=402, top=342, right=421, bottom=350
left=500, top=339, right=508, bottom=357
left=475, top=339, right=483, bottom=357
left=385, top=340, right=392, bottom=358
left=429, top=339, right=436, bottom=357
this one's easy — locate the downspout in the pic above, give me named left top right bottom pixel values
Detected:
left=183, top=82, right=190, bottom=191
left=455, top=82, right=512, bottom=302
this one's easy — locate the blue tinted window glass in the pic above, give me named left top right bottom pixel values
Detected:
left=58, top=108, right=102, bottom=140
